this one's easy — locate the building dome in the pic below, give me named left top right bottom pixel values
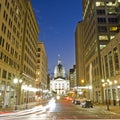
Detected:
left=54, top=59, right=66, bottom=79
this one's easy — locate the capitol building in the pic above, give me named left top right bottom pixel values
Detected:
left=50, top=59, right=70, bottom=95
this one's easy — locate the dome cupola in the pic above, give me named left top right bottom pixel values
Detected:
left=54, top=59, right=66, bottom=79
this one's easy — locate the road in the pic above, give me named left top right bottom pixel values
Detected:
left=0, top=98, right=120, bottom=120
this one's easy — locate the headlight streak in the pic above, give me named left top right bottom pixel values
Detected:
left=0, top=98, right=56, bottom=118
left=47, top=98, right=56, bottom=111
left=0, top=105, right=44, bottom=117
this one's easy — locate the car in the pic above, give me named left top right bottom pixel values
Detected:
left=74, top=99, right=81, bottom=105
left=72, top=98, right=81, bottom=105
left=81, top=100, right=93, bottom=108
left=72, top=97, right=88, bottom=105
left=72, top=99, right=75, bottom=104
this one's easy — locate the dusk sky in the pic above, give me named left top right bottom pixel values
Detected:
left=30, top=0, right=82, bottom=74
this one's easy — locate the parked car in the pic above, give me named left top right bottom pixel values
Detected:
left=72, top=97, right=87, bottom=105
left=72, top=98, right=80, bottom=105
left=81, top=100, right=93, bottom=108
left=74, top=99, right=81, bottom=105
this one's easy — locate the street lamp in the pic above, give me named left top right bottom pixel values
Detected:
left=13, top=78, right=23, bottom=110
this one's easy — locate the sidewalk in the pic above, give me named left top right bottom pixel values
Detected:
left=95, top=104, right=120, bottom=115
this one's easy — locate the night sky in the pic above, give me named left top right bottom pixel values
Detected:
left=30, top=0, right=82, bottom=74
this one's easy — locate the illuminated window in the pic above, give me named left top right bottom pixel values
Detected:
left=96, top=2, right=105, bottom=7
left=110, top=27, right=118, bottom=31
left=106, top=2, right=116, bottom=6
left=99, top=35, right=108, bottom=40
left=100, top=45, right=106, bottom=50
left=110, top=35, right=115, bottom=40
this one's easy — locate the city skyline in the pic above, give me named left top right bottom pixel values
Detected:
left=30, top=0, right=82, bottom=73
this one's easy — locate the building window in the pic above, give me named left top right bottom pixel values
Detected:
left=104, top=55, right=109, bottom=78
left=113, top=47, right=119, bottom=71
left=108, top=51, right=114, bottom=77
left=0, top=51, right=3, bottom=60
left=13, top=25, right=16, bottom=34
left=109, top=26, right=118, bottom=32
left=38, top=48, right=41, bottom=52
left=1, top=81, right=5, bottom=85
left=2, top=70, right=7, bottom=79
left=106, top=2, right=116, bottom=7
left=98, top=26, right=107, bottom=32
left=96, top=2, right=105, bottom=7
left=110, top=35, right=115, bottom=40
left=6, top=42, right=10, bottom=51
left=4, top=55, right=7, bottom=63
left=37, top=53, right=40, bottom=57
left=1, top=23, right=6, bottom=34
left=0, top=36, right=2, bottom=45
left=37, top=59, right=40, bottom=63
left=97, top=18, right=106, bottom=23
left=108, top=18, right=118, bottom=23
left=107, top=8, right=117, bottom=15
left=8, top=73, right=11, bottom=80
left=99, top=35, right=108, bottom=40
left=100, top=44, right=106, bottom=50
left=0, top=36, right=5, bottom=47
left=96, top=9, right=105, bottom=15
left=0, top=3, right=1, bottom=11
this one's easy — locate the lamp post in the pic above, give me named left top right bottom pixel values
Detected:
left=13, top=78, right=23, bottom=110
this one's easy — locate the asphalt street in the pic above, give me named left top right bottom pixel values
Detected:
left=0, top=98, right=120, bottom=120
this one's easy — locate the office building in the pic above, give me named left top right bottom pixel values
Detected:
left=69, top=65, right=77, bottom=89
left=36, top=42, right=48, bottom=99
left=75, top=0, right=120, bottom=103
left=75, top=21, right=85, bottom=86
left=0, top=0, right=39, bottom=108
left=101, top=32, right=120, bottom=105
